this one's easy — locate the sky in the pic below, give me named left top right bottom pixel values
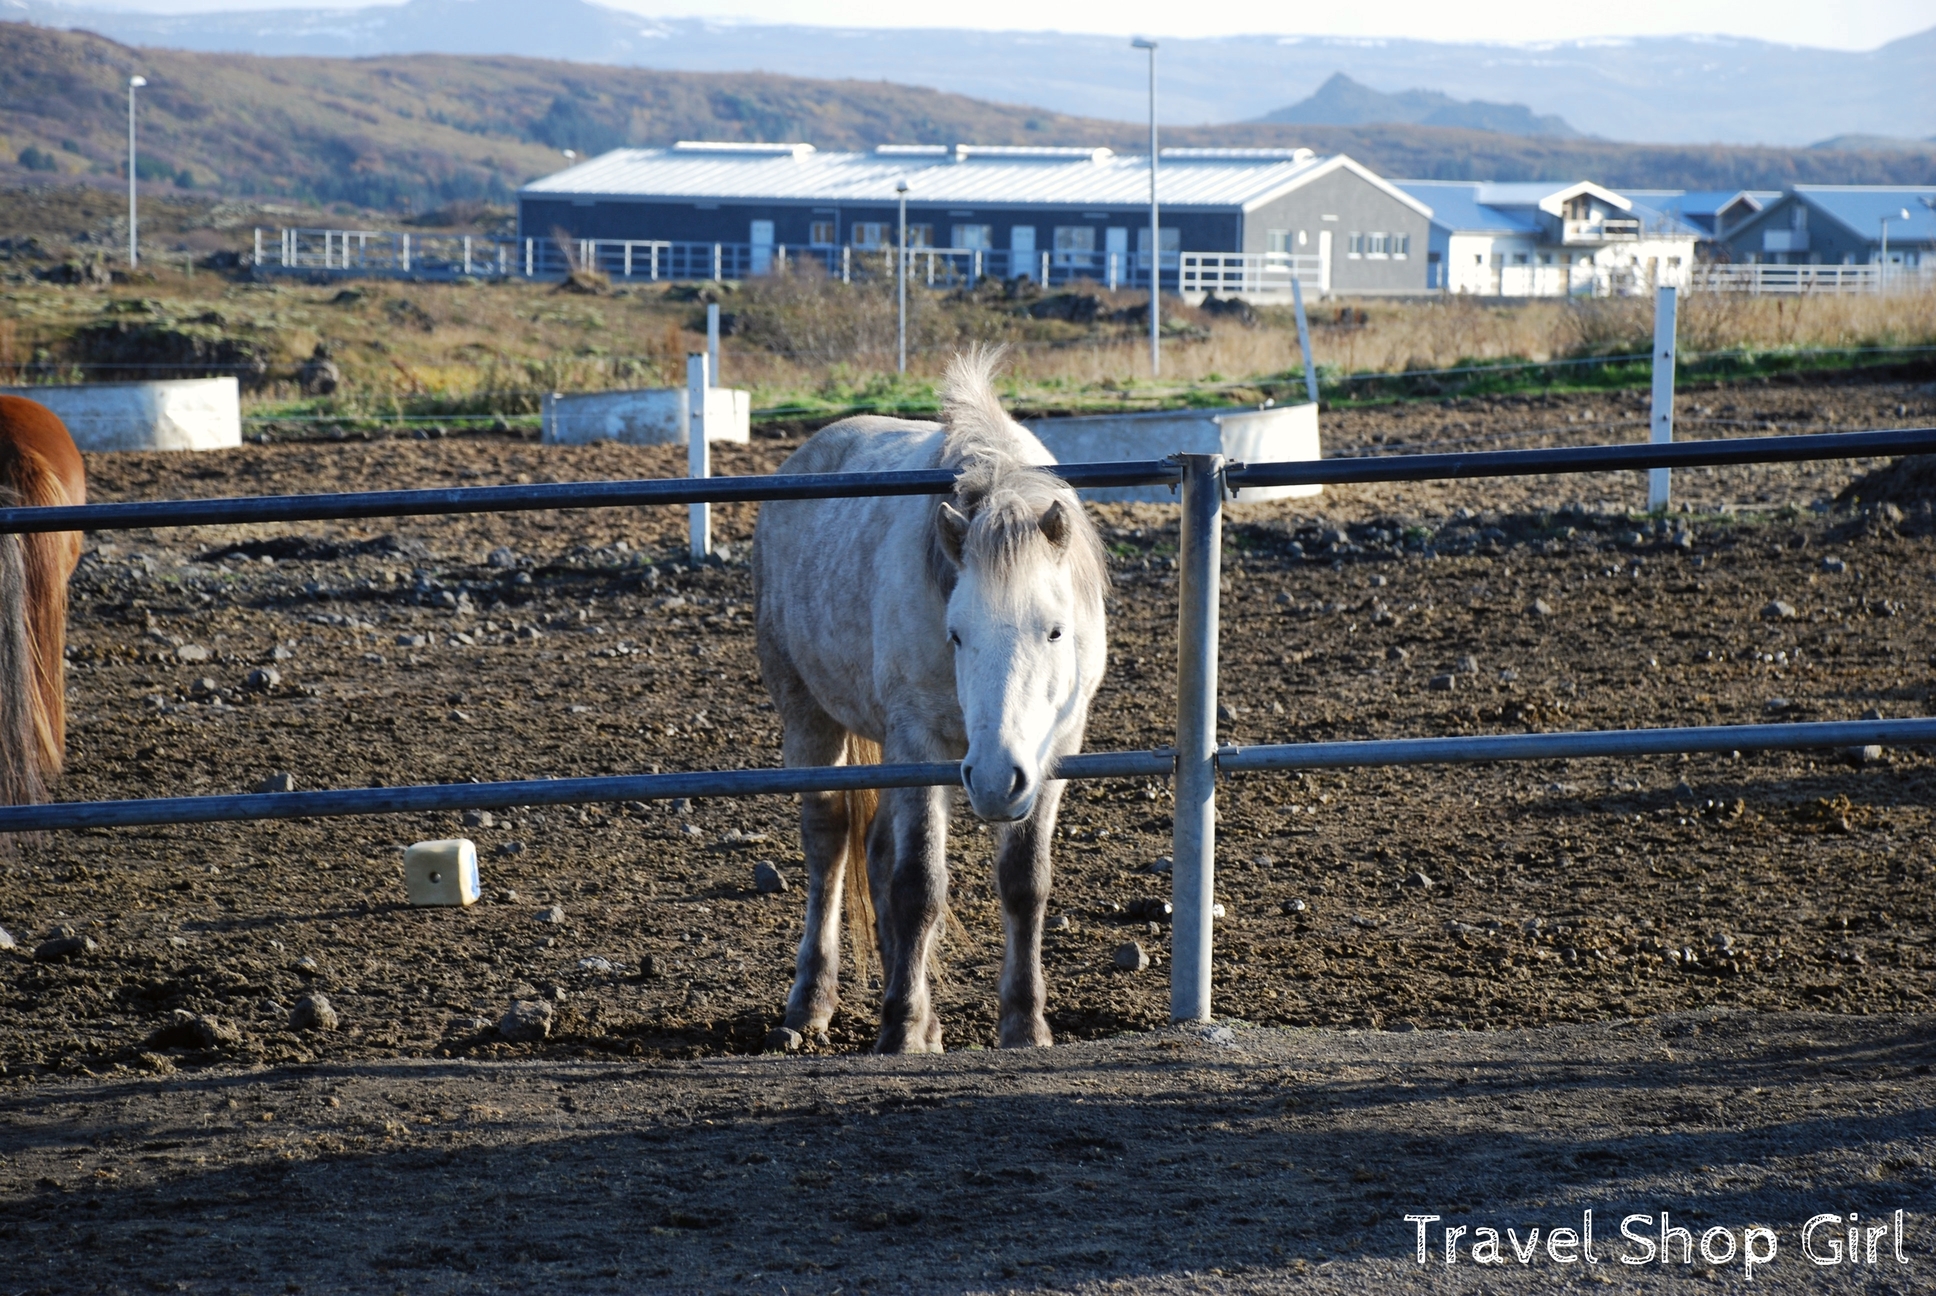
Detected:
left=74, top=0, right=1936, bottom=51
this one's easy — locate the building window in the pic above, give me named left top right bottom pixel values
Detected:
left=1347, top=233, right=1364, bottom=258
left=1539, top=253, right=1553, bottom=265
left=1368, top=233, right=1389, bottom=258
left=1667, top=256, right=1682, bottom=269
left=1512, top=253, right=1529, bottom=265
left=1393, top=234, right=1410, bottom=258
left=1010, top=226, right=1036, bottom=254
left=1053, top=226, right=1096, bottom=253
left=906, top=224, right=934, bottom=248
left=1299, top=229, right=1308, bottom=246
left=851, top=223, right=886, bottom=249
left=1266, top=228, right=1291, bottom=254
left=952, top=223, right=993, bottom=250
left=809, top=221, right=836, bottom=247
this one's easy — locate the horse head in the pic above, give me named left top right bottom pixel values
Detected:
left=934, top=477, right=1102, bottom=822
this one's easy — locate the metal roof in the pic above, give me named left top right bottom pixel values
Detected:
left=1394, top=182, right=1541, bottom=235
left=1791, top=186, right=1936, bottom=244
left=520, top=144, right=1426, bottom=215
left=1396, top=180, right=1702, bottom=239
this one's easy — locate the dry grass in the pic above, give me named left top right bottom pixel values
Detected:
left=3, top=264, right=1933, bottom=419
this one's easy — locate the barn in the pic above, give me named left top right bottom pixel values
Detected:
left=515, top=142, right=1434, bottom=297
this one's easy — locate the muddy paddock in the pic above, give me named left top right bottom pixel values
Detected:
left=0, top=374, right=1932, bottom=1292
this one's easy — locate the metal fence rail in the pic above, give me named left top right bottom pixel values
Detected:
left=2, top=720, right=1925, bottom=835
left=2, top=428, right=1931, bottom=536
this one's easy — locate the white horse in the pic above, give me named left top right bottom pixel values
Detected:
left=753, top=351, right=1109, bottom=1053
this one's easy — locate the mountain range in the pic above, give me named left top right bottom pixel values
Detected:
left=5, top=0, right=1935, bottom=146
left=1, top=24, right=1931, bottom=212
left=1255, top=74, right=1579, bottom=139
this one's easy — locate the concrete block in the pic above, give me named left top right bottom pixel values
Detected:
left=403, top=838, right=480, bottom=907
left=1024, top=402, right=1321, bottom=504
left=0, top=378, right=242, bottom=452
left=540, top=386, right=751, bottom=447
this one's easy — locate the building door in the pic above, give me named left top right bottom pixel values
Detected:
left=750, top=220, right=774, bottom=275
left=1106, top=227, right=1128, bottom=287
left=1011, top=225, right=1036, bottom=280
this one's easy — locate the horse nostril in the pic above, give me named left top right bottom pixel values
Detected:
left=1009, top=766, right=1027, bottom=798
left=961, top=764, right=974, bottom=790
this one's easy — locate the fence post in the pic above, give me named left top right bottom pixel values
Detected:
left=1171, top=452, right=1223, bottom=1024
left=706, top=303, right=721, bottom=389
left=713, top=243, right=722, bottom=282
left=1649, top=285, right=1677, bottom=512
left=1040, top=250, right=1050, bottom=286
left=401, top=233, right=410, bottom=274
left=253, top=227, right=262, bottom=268
left=842, top=246, right=851, bottom=284
left=1290, top=276, right=1319, bottom=407
left=525, top=238, right=533, bottom=277
left=688, top=354, right=711, bottom=563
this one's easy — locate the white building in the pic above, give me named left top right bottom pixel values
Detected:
left=1395, top=181, right=1703, bottom=297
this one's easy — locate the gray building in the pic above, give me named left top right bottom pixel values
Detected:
left=1714, top=186, right=1936, bottom=267
left=515, top=142, right=1433, bottom=297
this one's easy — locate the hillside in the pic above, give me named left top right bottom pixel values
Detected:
left=1, top=24, right=1932, bottom=212
left=1253, top=73, right=1580, bottom=139
left=10, top=0, right=1936, bottom=145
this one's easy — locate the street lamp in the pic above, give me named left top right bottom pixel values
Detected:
left=127, top=75, right=146, bottom=268
left=1880, top=206, right=1910, bottom=280
left=896, top=178, right=910, bottom=374
left=1131, top=38, right=1159, bottom=377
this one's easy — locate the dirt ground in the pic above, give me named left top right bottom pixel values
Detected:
left=0, top=371, right=1931, bottom=1289
left=0, top=1012, right=1930, bottom=1294
left=7, top=369, right=1931, bottom=1064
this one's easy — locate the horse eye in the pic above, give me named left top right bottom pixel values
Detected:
left=948, top=630, right=961, bottom=647
left=1048, top=626, right=1064, bottom=641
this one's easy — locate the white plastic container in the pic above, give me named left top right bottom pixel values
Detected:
left=403, top=838, right=481, bottom=907
left=0, top=377, right=242, bottom=452
left=540, top=386, right=751, bottom=446
left=1024, top=402, right=1321, bottom=503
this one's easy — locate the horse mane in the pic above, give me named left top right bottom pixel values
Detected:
left=928, top=348, right=1108, bottom=606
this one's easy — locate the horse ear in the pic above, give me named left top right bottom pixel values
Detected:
left=936, top=501, right=969, bottom=565
left=1038, top=499, right=1070, bottom=548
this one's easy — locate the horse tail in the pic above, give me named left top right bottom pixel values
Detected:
left=11, top=445, right=77, bottom=789
left=841, top=733, right=881, bottom=978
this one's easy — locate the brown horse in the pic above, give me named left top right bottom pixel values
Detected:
left=0, top=396, right=85, bottom=807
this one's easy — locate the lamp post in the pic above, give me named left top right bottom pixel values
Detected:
left=1131, top=38, right=1159, bottom=377
left=1880, top=207, right=1909, bottom=286
left=896, top=178, right=910, bottom=374
left=127, top=75, right=146, bottom=268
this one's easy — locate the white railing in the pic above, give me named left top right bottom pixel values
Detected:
left=1178, top=251, right=1325, bottom=300
left=251, top=227, right=1221, bottom=292
left=1685, top=263, right=1936, bottom=295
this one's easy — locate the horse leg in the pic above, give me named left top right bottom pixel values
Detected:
left=995, top=778, right=1065, bottom=1047
left=769, top=697, right=852, bottom=1045
left=872, top=783, right=950, bottom=1054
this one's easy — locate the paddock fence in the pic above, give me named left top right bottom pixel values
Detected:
left=3, top=425, right=1935, bottom=1024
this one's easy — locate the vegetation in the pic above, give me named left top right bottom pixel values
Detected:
left=1, top=23, right=1931, bottom=214
left=3, top=239, right=1932, bottom=432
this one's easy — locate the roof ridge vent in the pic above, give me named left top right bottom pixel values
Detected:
left=951, top=145, right=1114, bottom=164
left=672, top=141, right=815, bottom=159
left=876, top=144, right=949, bottom=156
left=1163, top=147, right=1316, bottom=163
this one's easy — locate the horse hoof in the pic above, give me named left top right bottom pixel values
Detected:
left=999, top=1017, right=1053, bottom=1048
